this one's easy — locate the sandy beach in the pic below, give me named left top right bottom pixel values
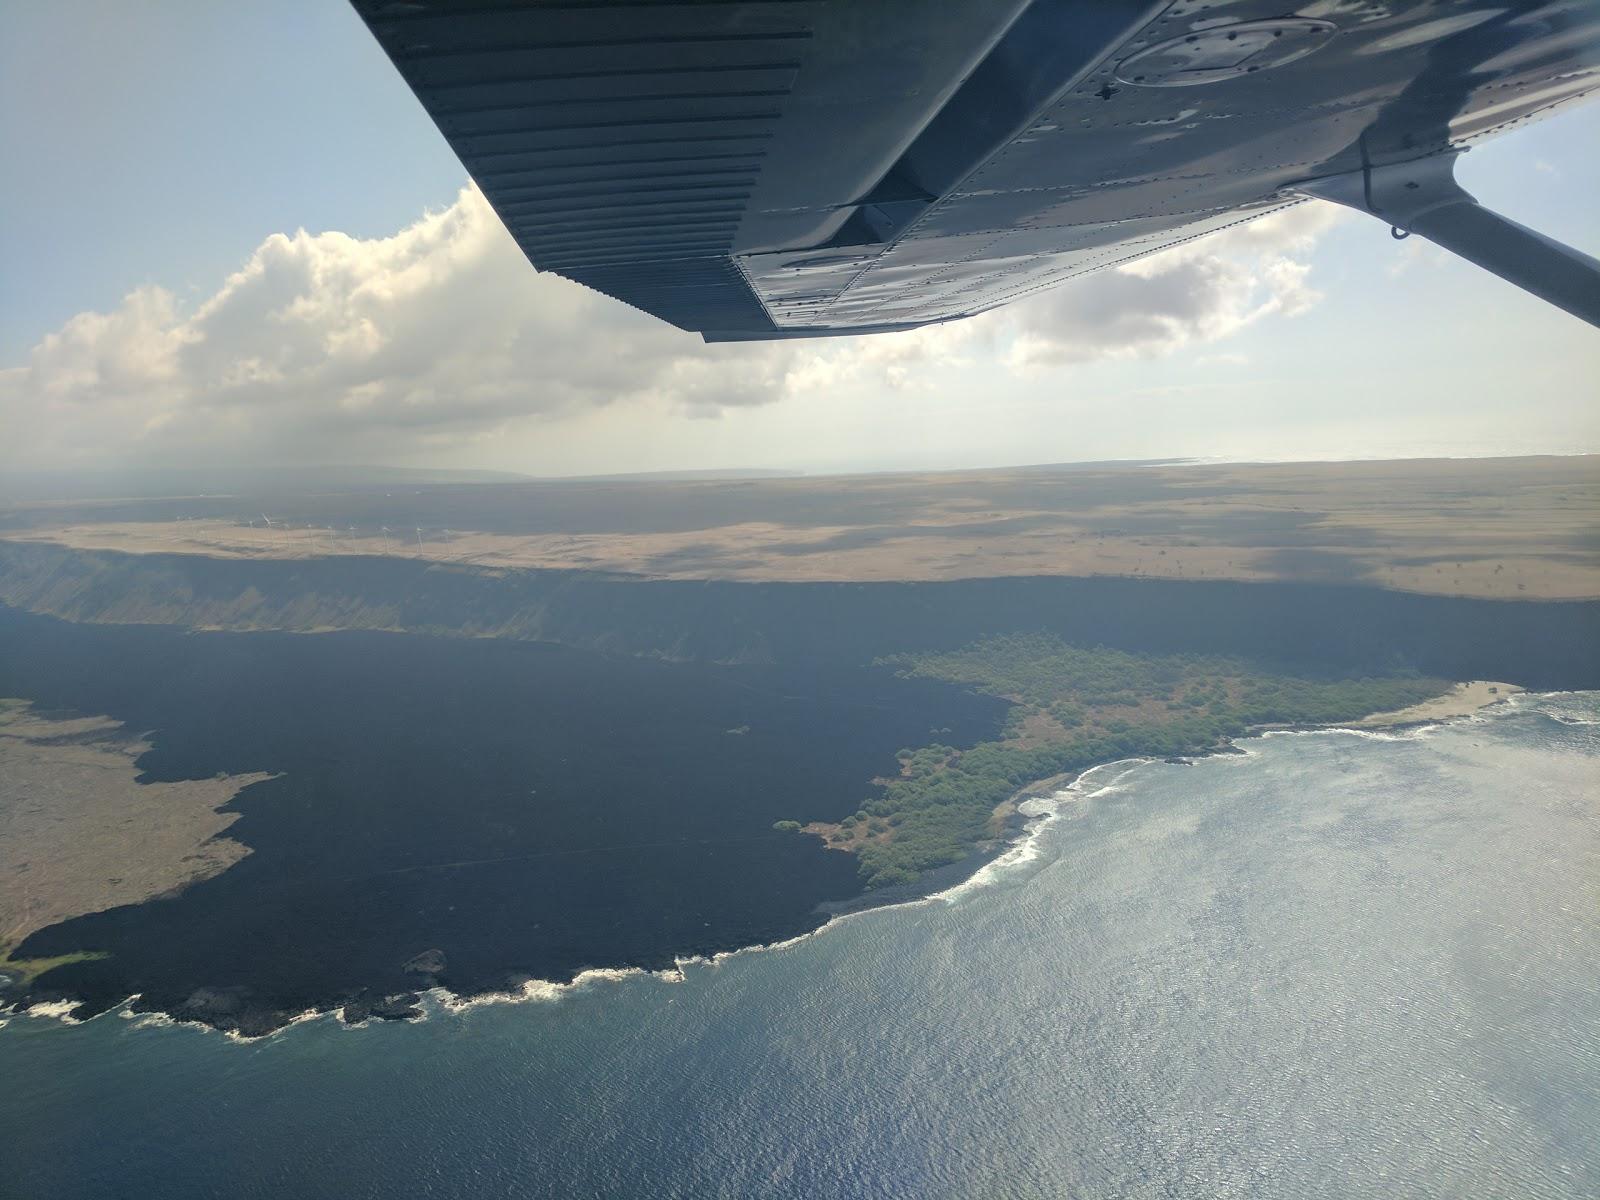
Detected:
left=1350, top=680, right=1524, bottom=728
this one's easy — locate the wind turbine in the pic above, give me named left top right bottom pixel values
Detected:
left=379, top=526, right=393, bottom=554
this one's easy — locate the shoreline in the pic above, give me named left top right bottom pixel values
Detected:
left=1243, top=680, right=1524, bottom=737
left=0, top=685, right=1555, bottom=1040
left=1346, top=680, right=1523, bottom=728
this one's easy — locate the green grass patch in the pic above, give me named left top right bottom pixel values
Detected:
left=795, top=634, right=1451, bottom=889
left=0, top=944, right=109, bottom=987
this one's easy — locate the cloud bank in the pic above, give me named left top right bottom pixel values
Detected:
left=2, top=186, right=1338, bottom=471
left=1006, top=204, right=1342, bottom=369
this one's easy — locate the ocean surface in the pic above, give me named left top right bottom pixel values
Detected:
left=3, top=692, right=1596, bottom=1200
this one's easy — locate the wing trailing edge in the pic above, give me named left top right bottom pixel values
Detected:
left=353, top=0, right=1600, bottom=338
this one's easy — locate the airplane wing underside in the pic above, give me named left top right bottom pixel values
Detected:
left=353, top=0, right=1600, bottom=340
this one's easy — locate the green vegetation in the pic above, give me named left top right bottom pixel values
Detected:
left=799, top=634, right=1450, bottom=889
left=0, top=943, right=108, bottom=987
left=771, top=820, right=803, bottom=833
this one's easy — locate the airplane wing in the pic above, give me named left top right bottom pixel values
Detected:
left=352, top=0, right=1600, bottom=340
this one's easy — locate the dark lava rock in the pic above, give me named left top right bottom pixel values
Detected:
left=402, top=948, right=447, bottom=978
left=342, top=991, right=422, bottom=1024
left=168, top=986, right=297, bottom=1038
left=176, top=986, right=246, bottom=1017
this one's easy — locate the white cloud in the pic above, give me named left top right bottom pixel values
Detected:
left=1, top=188, right=1341, bottom=472
left=2, top=186, right=804, bottom=470
left=1005, top=203, right=1343, bottom=370
left=1384, top=232, right=1455, bottom=278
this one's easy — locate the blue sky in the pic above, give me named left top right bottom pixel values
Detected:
left=1, top=0, right=461, bottom=360
left=2, top=0, right=1596, bottom=476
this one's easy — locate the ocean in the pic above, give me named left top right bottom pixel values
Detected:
left=3, top=692, right=1595, bottom=1199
